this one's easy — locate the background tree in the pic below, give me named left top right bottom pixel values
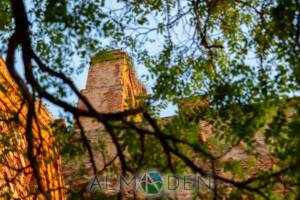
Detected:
left=0, top=0, right=300, bottom=199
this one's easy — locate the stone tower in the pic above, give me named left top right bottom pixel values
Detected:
left=63, top=50, right=146, bottom=189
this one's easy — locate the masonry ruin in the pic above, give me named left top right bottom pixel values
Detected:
left=0, top=58, right=65, bottom=199
left=62, top=50, right=147, bottom=191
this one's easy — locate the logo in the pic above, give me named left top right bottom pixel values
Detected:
left=87, top=171, right=212, bottom=196
left=140, top=171, right=163, bottom=195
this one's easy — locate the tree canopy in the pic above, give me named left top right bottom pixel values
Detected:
left=0, top=0, right=300, bottom=199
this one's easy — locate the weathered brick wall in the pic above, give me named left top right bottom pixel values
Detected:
left=0, top=59, right=65, bottom=199
left=77, top=50, right=146, bottom=131
left=63, top=50, right=146, bottom=190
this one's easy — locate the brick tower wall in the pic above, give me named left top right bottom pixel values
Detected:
left=77, top=50, right=146, bottom=131
left=63, top=50, right=146, bottom=189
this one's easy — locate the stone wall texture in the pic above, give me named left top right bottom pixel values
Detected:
left=0, top=58, right=65, bottom=199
